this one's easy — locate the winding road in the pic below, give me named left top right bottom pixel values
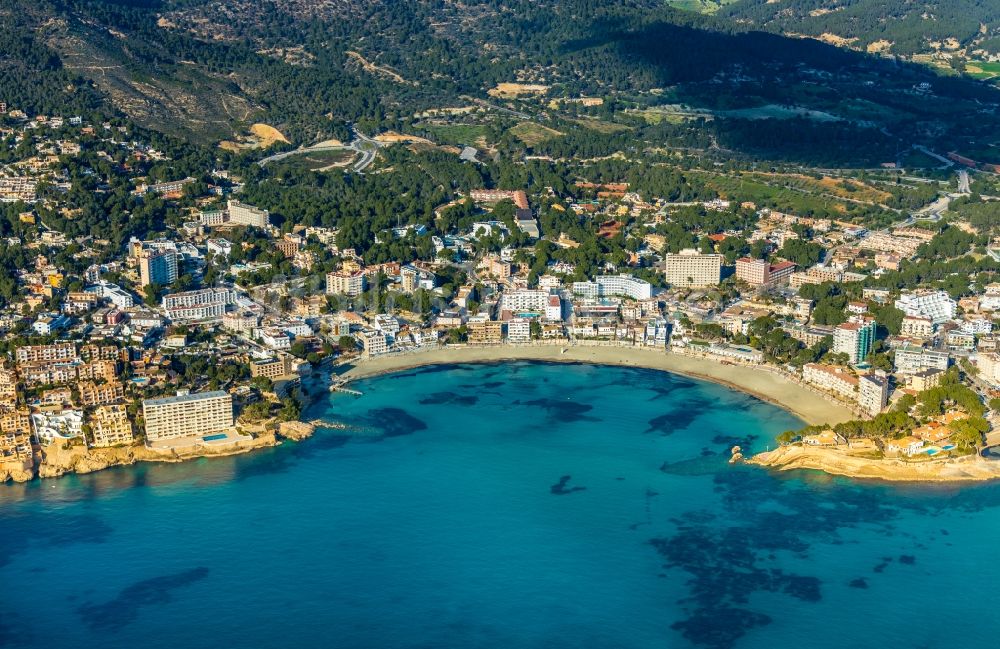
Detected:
left=257, top=127, right=384, bottom=173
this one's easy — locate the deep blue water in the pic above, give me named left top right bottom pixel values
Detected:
left=1, top=361, right=999, bottom=649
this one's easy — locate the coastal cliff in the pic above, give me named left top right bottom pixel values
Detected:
left=8, top=422, right=317, bottom=483
left=0, top=462, right=34, bottom=483
left=750, top=445, right=1000, bottom=482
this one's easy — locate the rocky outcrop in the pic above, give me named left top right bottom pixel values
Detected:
left=0, top=461, right=34, bottom=483
left=277, top=421, right=315, bottom=441
left=25, top=429, right=284, bottom=482
left=750, top=445, right=1000, bottom=482
left=37, top=443, right=139, bottom=479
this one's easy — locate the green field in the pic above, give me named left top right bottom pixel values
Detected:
left=966, top=61, right=1000, bottom=80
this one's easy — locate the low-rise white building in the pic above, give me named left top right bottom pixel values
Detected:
left=31, top=409, right=85, bottom=444
left=894, top=290, right=957, bottom=325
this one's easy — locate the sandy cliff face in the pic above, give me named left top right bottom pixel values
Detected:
left=0, top=462, right=34, bottom=483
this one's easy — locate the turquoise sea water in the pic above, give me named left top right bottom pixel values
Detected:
left=2, top=361, right=999, bottom=649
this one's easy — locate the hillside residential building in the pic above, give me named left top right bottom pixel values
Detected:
left=78, top=381, right=125, bottom=406
left=85, top=281, right=135, bottom=308
left=89, top=405, right=134, bottom=447
left=227, top=200, right=270, bottom=228
left=478, top=256, right=512, bottom=279
left=0, top=408, right=32, bottom=464
left=142, top=391, right=234, bottom=441
left=469, top=189, right=529, bottom=210
left=784, top=324, right=834, bottom=348
left=0, top=366, right=17, bottom=406
left=16, top=343, right=77, bottom=365
left=833, top=318, right=877, bottom=365
left=222, top=310, right=261, bottom=334
left=735, top=258, right=796, bottom=287
left=664, top=250, right=722, bottom=288
left=910, top=368, right=945, bottom=391
left=326, top=271, right=367, bottom=297
left=250, top=355, right=303, bottom=380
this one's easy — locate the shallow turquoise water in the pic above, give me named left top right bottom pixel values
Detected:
left=1, top=361, right=998, bottom=649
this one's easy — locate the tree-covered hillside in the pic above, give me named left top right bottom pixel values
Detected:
left=717, top=0, right=1000, bottom=57
left=2, top=0, right=999, bottom=166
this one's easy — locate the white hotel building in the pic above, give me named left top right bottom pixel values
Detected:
left=498, top=290, right=563, bottom=321
left=894, top=290, right=957, bottom=325
left=163, top=287, right=238, bottom=321
left=142, top=391, right=234, bottom=441
left=571, top=275, right=653, bottom=300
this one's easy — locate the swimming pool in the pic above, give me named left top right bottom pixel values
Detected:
left=202, top=433, right=227, bottom=442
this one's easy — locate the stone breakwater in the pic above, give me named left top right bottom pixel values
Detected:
left=750, top=445, right=1000, bottom=482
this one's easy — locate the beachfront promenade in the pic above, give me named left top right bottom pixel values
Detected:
left=336, top=340, right=857, bottom=426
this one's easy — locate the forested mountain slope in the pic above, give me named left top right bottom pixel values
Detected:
left=717, top=0, right=1000, bottom=57
left=1, top=0, right=998, bottom=164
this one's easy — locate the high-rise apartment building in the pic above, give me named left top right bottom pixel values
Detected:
left=833, top=317, right=877, bottom=365
left=139, top=249, right=179, bottom=288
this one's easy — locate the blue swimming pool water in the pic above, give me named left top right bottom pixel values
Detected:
left=201, top=434, right=227, bottom=442
left=1, top=361, right=998, bottom=649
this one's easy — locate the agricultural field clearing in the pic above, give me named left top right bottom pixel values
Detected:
left=629, top=106, right=711, bottom=124
left=415, top=123, right=491, bottom=146
left=508, top=122, right=563, bottom=146
left=749, top=172, right=895, bottom=205
left=269, top=149, right=356, bottom=173
left=965, top=61, right=1000, bottom=80
left=488, top=83, right=549, bottom=99
left=570, top=118, right=631, bottom=134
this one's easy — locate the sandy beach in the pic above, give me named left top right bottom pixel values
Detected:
left=336, top=345, right=854, bottom=426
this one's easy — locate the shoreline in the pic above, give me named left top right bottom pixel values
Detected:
left=335, top=344, right=855, bottom=427
left=0, top=421, right=315, bottom=484
left=750, top=444, right=1000, bottom=482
